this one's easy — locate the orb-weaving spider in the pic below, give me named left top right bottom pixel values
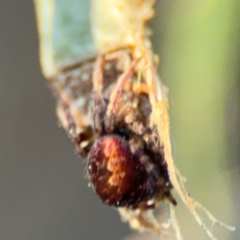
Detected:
left=56, top=52, right=176, bottom=209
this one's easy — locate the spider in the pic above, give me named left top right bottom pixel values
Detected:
left=52, top=51, right=176, bottom=210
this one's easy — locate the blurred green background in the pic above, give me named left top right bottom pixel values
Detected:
left=152, top=1, right=240, bottom=239
left=0, top=0, right=239, bottom=240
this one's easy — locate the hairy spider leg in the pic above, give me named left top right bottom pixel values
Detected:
left=92, top=56, right=104, bottom=92
left=104, top=49, right=131, bottom=71
left=54, top=90, right=77, bottom=137
left=92, top=56, right=106, bottom=135
left=105, top=58, right=141, bottom=133
left=53, top=87, right=94, bottom=156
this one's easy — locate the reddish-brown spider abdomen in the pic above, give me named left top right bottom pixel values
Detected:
left=87, top=135, right=155, bottom=207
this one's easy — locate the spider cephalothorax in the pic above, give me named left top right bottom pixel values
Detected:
left=52, top=51, right=176, bottom=209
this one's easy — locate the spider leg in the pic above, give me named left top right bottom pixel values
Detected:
left=54, top=91, right=93, bottom=156
left=92, top=56, right=106, bottom=134
left=105, top=49, right=131, bottom=70
left=51, top=87, right=77, bottom=138
left=105, top=58, right=141, bottom=133
left=92, top=56, right=104, bottom=93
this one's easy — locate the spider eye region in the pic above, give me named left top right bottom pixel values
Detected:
left=87, top=135, right=155, bottom=207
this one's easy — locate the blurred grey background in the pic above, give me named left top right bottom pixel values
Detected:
left=0, top=1, right=130, bottom=240
left=0, top=1, right=239, bottom=240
